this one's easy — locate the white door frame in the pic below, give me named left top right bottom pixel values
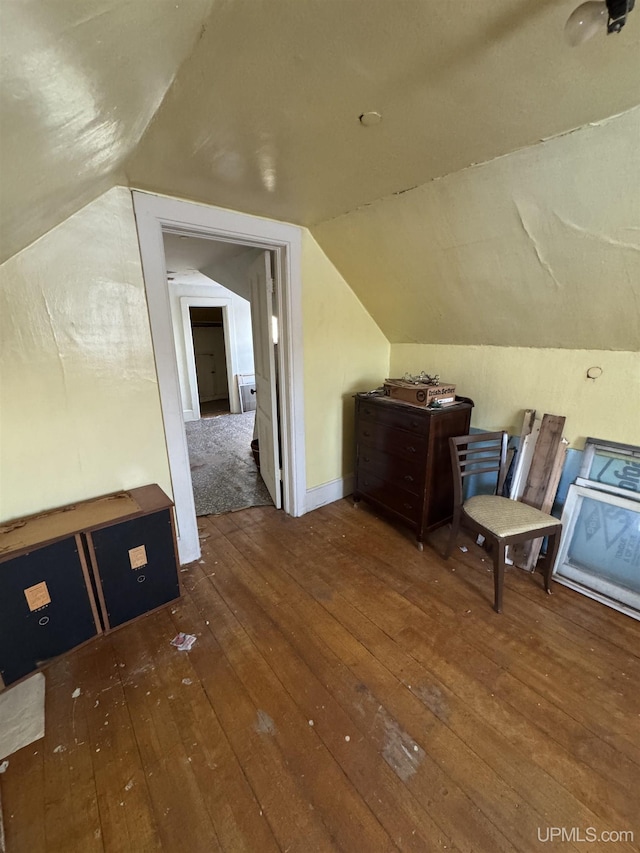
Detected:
left=181, top=296, right=240, bottom=420
left=132, top=190, right=306, bottom=564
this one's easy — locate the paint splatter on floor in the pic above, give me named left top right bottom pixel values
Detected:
left=375, top=706, right=424, bottom=783
left=255, top=710, right=277, bottom=736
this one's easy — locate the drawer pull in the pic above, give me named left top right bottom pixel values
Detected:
left=406, top=445, right=416, bottom=453
left=404, top=474, right=414, bottom=482
left=364, top=408, right=372, bottom=416
left=363, top=430, right=371, bottom=437
left=363, top=456, right=370, bottom=463
left=363, top=479, right=370, bottom=486
left=403, top=502, right=413, bottom=510
left=410, top=421, right=419, bottom=428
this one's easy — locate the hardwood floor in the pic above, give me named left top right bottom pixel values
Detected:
left=1, top=500, right=638, bottom=852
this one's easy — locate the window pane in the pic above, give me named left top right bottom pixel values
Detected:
left=568, top=496, right=640, bottom=594
left=583, top=450, right=640, bottom=497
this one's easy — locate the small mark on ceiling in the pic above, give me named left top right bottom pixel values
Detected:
left=359, top=111, right=382, bottom=127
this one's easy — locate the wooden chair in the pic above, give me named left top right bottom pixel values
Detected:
left=446, top=431, right=563, bottom=613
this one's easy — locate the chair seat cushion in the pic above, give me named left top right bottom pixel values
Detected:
left=464, top=495, right=559, bottom=538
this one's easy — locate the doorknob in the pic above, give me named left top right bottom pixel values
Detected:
left=250, top=388, right=256, bottom=394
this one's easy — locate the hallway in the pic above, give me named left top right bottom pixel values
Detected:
left=185, top=412, right=272, bottom=516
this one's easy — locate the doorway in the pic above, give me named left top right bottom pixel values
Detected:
left=190, top=306, right=230, bottom=417
left=133, top=191, right=307, bottom=564
left=164, top=234, right=274, bottom=518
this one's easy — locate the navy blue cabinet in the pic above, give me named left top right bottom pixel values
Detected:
left=87, top=506, right=180, bottom=630
left=0, top=485, right=180, bottom=688
left=0, top=535, right=101, bottom=686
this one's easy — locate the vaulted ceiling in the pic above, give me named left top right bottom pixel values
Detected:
left=1, top=0, right=639, bottom=349
left=2, top=0, right=639, bottom=264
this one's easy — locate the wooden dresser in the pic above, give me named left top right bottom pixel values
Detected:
left=353, top=393, right=474, bottom=549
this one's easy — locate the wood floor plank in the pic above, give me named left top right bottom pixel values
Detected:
left=185, top=560, right=397, bottom=853
left=314, top=510, right=638, bottom=778
left=199, top=528, right=540, bottom=849
left=0, top=740, right=46, bottom=853
left=150, top=596, right=283, bottom=853
left=218, top=524, right=626, bottom=851
left=320, top=504, right=640, bottom=758
left=324, top=501, right=640, bottom=708
left=185, top=541, right=458, bottom=852
left=108, top=615, right=223, bottom=853
left=196, top=539, right=522, bottom=853
left=2, top=501, right=638, bottom=852
left=164, top=614, right=283, bottom=853
left=42, top=655, right=104, bottom=853
left=235, top=506, right=640, bottom=832
left=74, top=636, right=163, bottom=853
left=184, top=581, right=351, bottom=852
left=303, top=503, right=640, bottom=764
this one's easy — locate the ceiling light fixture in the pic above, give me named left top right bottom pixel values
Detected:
left=565, top=0, right=635, bottom=45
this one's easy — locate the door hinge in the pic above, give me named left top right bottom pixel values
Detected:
left=268, top=276, right=274, bottom=295
left=277, top=468, right=282, bottom=482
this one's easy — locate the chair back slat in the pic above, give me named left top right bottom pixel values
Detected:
left=449, top=431, right=509, bottom=507
left=459, top=463, right=501, bottom=479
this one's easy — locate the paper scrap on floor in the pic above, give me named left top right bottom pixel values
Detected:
left=0, top=672, right=45, bottom=761
left=170, top=633, right=197, bottom=651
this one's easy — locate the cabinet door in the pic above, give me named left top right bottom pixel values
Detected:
left=0, top=536, right=100, bottom=686
left=87, top=510, right=180, bottom=630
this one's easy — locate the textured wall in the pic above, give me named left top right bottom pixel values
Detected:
left=0, top=189, right=391, bottom=521
left=312, top=108, right=640, bottom=352
left=302, top=232, right=390, bottom=487
left=391, top=344, right=640, bottom=448
left=0, top=188, right=171, bottom=521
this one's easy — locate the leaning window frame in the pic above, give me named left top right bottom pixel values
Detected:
left=577, top=437, right=640, bottom=499
left=553, top=484, right=640, bottom=622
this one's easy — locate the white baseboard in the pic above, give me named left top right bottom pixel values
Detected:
left=305, top=474, right=354, bottom=514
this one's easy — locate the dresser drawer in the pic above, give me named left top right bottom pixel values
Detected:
left=357, top=419, right=427, bottom=463
left=357, top=445, right=423, bottom=496
left=356, top=468, right=421, bottom=524
left=357, top=399, right=429, bottom=434
left=353, top=393, right=474, bottom=544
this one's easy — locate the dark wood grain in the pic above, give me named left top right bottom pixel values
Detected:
left=354, top=394, right=473, bottom=545
left=1, top=500, right=638, bottom=852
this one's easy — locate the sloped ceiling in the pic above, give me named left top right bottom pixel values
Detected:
left=127, top=0, right=640, bottom=227
left=1, top=0, right=639, bottom=349
left=163, top=232, right=250, bottom=275
left=0, top=0, right=212, bottom=262
left=312, top=107, right=640, bottom=350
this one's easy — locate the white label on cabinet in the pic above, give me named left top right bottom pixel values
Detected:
left=128, top=545, right=147, bottom=570
left=24, top=581, right=51, bottom=611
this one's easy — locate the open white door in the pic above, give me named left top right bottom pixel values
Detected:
left=249, top=251, right=281, bottom=509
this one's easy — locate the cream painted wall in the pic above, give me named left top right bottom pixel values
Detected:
left=312, top=108, right=640, bottom=353
left=0, top=187, right=172, bottom=522
left=0, top=187, right=389, bottom=522
left=391, top=344, right=640, bottom=449
left=302, top=231, right=390, bottom=488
